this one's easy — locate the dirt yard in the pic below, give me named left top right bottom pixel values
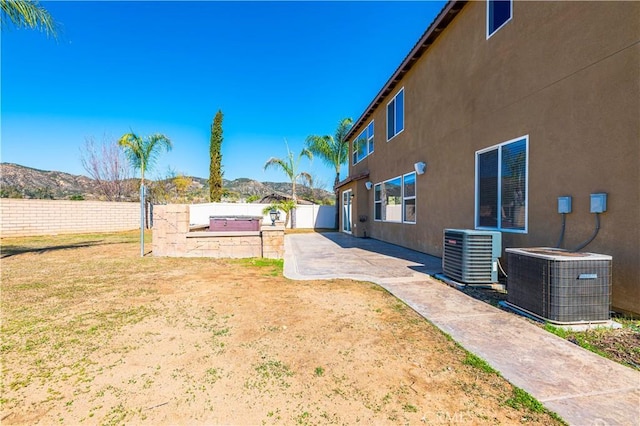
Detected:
left=1, top=231, right=564, bottom=425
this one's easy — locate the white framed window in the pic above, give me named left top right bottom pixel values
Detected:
left=386, top=88, right=404, bottom=141
left=382, top=176, right=402, bottom=222
left=373, top=171, right=416, bottom=224
left=352, top=120, right=375, bottom=165
left=403, top=172, right=416, bottom=223
left=374, top=183, right=382, bottom=221
left=475, top=135, right=528, bottom=233
left=487, top=0, right=512, bottom=39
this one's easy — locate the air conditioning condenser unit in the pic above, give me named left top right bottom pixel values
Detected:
left=443, top=229, right=502, bottom=284
left=505, top=248, right=611, bottom=324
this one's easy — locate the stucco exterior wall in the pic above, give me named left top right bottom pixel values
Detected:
left=0, top=199, right=139, bottom=237
left=344, top=1, right=640, bottom=314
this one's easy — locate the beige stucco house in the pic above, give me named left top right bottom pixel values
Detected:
left=337, top=1, right=640, bottom=315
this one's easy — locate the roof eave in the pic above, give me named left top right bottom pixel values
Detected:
left=345, top=1, right=467, bottom=141
left=335, top=171, right=370, bottom=190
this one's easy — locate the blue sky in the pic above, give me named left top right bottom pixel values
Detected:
left=1, top=1, right=446, bottom=189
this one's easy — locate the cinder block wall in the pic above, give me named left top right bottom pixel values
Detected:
left=0, top=199, right=139, bottom=237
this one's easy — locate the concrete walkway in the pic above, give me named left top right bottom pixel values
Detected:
left=284, top=232, right=640, bottom=426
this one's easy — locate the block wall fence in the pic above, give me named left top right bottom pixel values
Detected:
left=0, top=199, right=140, bottom=237
left=0, top=199, right=332, bottom=239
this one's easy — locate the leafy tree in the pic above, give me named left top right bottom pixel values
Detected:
left=209, top=110, right=224, bottom=202
left=32, top=186, right=54, bottom=199
left=263, top=141, right=312, bottom=228
left=146, top=170, right=207, bottom=205
left=0, top=0, right=57, bottom=37
left=118, top=131, right=172, bottom=256
left=305, top=117, right=353, bottom=229
left=173, top=174, right=193, bottom=202
left=0, top=186, right=23, bottom=198
left=146, top=166, right=176, bottom=205
left=223, top=190, right=241, bottom=203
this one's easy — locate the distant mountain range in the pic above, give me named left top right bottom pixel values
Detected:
left=0, top=163, right=333, bottom=204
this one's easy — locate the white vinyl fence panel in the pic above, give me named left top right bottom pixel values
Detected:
left=294, top=205, right=336, bottom=229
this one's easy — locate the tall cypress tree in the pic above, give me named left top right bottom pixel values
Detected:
left=209, top=110, right=224, bottom=201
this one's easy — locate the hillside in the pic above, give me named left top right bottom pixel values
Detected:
left=0, top=163, right=100, bottom=200
left=0, top=163, right=334, bottom=204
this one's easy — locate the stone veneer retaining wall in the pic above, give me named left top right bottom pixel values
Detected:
left=152, top=204, right=284, bottom=259
left=0, top=199, right=139, bottom=237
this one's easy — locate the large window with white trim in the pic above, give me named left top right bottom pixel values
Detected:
left=403, top=172, right=416, bottom=223
left=382, top=177, right=402, bottom=222
left=374, top=171, right=416, bottom=224
left=476, top=135, right=528, bottom=232
left=352, top=121, right=374, bottom=165
left=487, top=0, right=512, bottom=38
left=386, top=88, right=404, bottom=141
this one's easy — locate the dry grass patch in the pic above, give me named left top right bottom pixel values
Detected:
left=1, top=231, right=564, bottom=424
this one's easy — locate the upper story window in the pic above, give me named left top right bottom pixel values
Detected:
left=487, top=0, right=512, bottom=39
left=475, top=135, right=528, bottom=233
left=386, top=88, right=404, bottom=141
left=352, top=121, right=374, bottom=165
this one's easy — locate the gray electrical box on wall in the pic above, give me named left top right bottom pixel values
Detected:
left=590, top=193, right=608, bottom=213
left=558, top=196, right=572, bottom=214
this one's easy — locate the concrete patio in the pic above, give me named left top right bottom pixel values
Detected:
left=284, top=232, right=640, bottom=426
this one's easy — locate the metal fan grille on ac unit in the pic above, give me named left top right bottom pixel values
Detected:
left=506, top=248, right=611, bottom=323
left=443, top=229, right=501, bottom=284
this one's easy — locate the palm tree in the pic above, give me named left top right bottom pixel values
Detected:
left=1, top=0, right=57, bottom=37
left=118, top=132, right=172, bottom=256
left=263, top=141, right=312, bottom=228
left=305, top=117, right=353, bottom=229
left=118, top=132, right=172, bottom=187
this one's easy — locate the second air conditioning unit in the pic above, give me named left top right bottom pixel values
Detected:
left=505, top=248, right=612, bottom=323
left=443, top=229, right=502, bottom=284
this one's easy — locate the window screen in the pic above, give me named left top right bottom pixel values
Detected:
left=487, top=0, right=512, bottom=38
left=403, top=172, right=416, bottom=223
left=386, top=88, right=405, bottom=141
left=476, top=136, right=527, bottom=232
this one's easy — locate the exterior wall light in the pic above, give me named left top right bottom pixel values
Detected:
left=269, top=209, right=279, bottom=226
left=414, top=161, right=427, bottom=175
left=365, top=181, right=373, bottom=190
